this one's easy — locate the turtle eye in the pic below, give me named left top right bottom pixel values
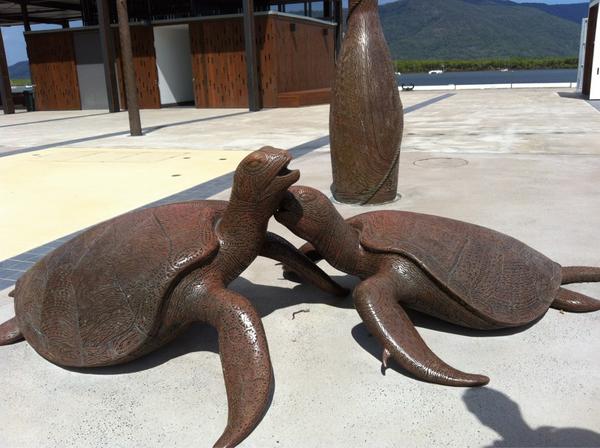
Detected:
left=244, top=156, right=265, bottom=172
left=247, top=159, right=262, bottom=169
left=299, top=190, right=318, bottom=203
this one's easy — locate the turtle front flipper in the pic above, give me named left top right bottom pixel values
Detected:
left=260, top=232, right=346, bottom=296
left=281, top=242, right=323, bottom=284
left=353, top=273, right=489, bottom=387
left=204, top=287, right=273, bottom=448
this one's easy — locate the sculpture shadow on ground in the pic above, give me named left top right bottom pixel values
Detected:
left=68, top=273, right=356, bottom=376
left=75, top=270, right=545, bottom=378
left=463, top=387, right=600, bottom=447
left=405, top=308, right=541, bottom=337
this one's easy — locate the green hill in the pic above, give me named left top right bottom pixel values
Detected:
left=380, top=0, right=581, bottom=60
left=519, top=2, right=588, bottom=24
left=8, top=60, right=30, bottom=80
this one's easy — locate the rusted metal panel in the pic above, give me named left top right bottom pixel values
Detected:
left=26, top=32, right=81, bottom=111
left=190, top=14, right=333, bottom=108
left=274, top=15, right=334, bottom=94
left=190, top=18, right=250, bottom=108
left=190, top=16, right=276, bottom=108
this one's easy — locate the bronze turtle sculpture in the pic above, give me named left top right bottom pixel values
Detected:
left=0, top=149, right=345, bottom=448
left=276, top=185, right=600, bottom=386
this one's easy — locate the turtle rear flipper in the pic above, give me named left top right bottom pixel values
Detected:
left=556, top=266, right=600, bottom=312
left=561, top=266, right=600, bottom=284
left=0, top=317, right=24, bottom=345
left=551, top=287, right=600, bottom=313
left=353, top=273, right=489, bottom=387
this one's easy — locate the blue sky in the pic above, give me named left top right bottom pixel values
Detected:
left=3, top=24, right=57, bottom=66
left=1, top=0, right=590, bottom=66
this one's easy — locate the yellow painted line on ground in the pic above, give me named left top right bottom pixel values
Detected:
left=0, top=147, right=251, bottom=260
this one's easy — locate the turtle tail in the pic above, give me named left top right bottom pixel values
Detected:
left=561, top=266, right=600, bottom=285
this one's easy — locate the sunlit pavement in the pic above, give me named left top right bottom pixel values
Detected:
left=1, top=88, right=599, bottom=447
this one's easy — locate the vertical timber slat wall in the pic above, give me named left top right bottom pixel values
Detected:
left=25, top=32, right=81, bottom=110
left=275, top=16, right=334, bottom=94
left=115, top=26, right=160, bottom=109
left=24, top=14, right=334, bottom=111
left=190, top=16, right=276, bottom=108
left=190, top=18, right=251, bottom=108
left=190, top=15, right=334, bottom=108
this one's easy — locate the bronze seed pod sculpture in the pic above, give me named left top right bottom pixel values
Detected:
left=330, top=0, right=404, bottom=204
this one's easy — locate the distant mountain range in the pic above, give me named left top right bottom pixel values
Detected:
left=7, top=0, right=590, bottom=72
left=379, top=0, right=588, bottom=60
left=519, top=2, right=589, bottom=24
left=8, top=60, right=30, bottom=80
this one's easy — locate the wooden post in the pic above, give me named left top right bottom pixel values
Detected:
left=0, top=27, right=15, bottom=115
left=334, top=0, right=343, bottom=57
left=97, top=0, right=120, bottom=113
left=116, top=0, right=142, bottom=136
left=324, top=0, right=332, bottom=20
left=242, top=0, right=260, bottom=111
left=20, top=1, right=31, bottom=32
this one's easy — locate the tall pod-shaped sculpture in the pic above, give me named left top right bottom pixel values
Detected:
left=330, top=0, right=404, bottom=204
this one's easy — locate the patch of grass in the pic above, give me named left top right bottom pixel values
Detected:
left=394, top=57, right=578, bottom=73
left=11, top=79, right=32, bottom=86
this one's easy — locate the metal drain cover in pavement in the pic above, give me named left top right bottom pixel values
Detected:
left=413, top=157, right=468, bottom=168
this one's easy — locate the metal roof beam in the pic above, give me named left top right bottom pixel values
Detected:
left=25, top=1, right=82, bottom=12
left=0, top=12, right=75, bottom=23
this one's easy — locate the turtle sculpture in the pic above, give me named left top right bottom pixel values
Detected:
left=0, top=148, right=346, bottom=448
left=276, top=185, right=600, bottom=386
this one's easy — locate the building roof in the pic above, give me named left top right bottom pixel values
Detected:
left=0, top=0, right=337, bottom=27
left=0, top=1, right=82, bottom=26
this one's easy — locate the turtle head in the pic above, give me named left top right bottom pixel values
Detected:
left=275, top=186, right=336, bottom=242
left=231, top=147, right=300, bottom=208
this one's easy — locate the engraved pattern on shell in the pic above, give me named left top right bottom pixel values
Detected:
left=14, top=201, right=225, bottom=367
left=353, top=211, right=562, bottom=325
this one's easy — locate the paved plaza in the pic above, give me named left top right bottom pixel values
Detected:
left=1, top=88, right=599, bottom=447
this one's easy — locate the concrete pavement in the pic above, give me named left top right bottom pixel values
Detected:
left=0, top=88, right=599, bottom=447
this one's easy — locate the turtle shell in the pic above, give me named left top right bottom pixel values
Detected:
left=14, top=201, right=225, bottom=367
left=353, top=211, right=561, bottom=326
